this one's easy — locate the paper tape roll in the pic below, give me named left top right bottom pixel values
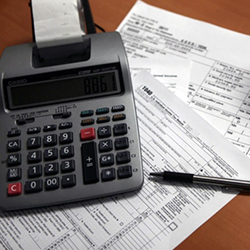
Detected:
left=31, top=0, right=85, bottom=48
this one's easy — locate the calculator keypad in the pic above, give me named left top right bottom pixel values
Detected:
left=5, top=104, right=137, bottom=199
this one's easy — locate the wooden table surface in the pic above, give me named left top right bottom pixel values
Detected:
left=1, top=0, right=250, bottom=249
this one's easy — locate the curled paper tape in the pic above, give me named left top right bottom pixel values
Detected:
left=31, top=0, right=85, bottom=48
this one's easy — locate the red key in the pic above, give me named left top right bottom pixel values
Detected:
left=80, top=127, right=96, bottom=141
left=8, top=183, right=22, bottom=196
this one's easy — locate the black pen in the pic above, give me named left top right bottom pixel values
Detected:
left=150, top=171, right=250, bottom=191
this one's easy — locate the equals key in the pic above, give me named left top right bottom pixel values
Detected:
left=81, top=141, right=99, bottom=184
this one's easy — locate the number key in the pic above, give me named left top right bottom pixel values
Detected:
left=61, top=160, right=75, bottom=173
left=44, top=162, right=59, bottom=175
left=28, top=165, right=42, bottom=178
left=25, top=180, right=43, bottom=193
left=27, top=136, right=41, bottom=149
left=44, top=148, right=58, bottom=161
left=59, top=132, right=73, bottom=144
left=60, top=146, right=74, bottom=158
left=45, top=177, right=60, bottom=190
left=28, top=151, right=42, bottom=163
left=43, top=134, right=57, bottom=147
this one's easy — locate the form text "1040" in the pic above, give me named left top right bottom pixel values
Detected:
left=142, top=86, right=153, bottom=95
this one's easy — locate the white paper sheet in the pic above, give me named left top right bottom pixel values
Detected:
left=128, top=55, right=191, bottom=102
left=117, top=0, right=250, bottom=157
left=1, top=71, right=250, bottom=249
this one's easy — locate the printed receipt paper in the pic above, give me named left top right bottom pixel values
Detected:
left=32, top=0, right=84, bottom=48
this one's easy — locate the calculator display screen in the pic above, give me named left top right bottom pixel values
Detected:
left=5, top=69, right=122, bottom=110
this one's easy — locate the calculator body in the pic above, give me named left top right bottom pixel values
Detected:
left=0, top=32, right=143, bottom=211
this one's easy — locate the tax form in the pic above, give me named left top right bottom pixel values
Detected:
left=128, top=56, right=191, bottom=102
left=1, top=71, right=250, bottom=250
left=117, top=0, right=250, bottom=157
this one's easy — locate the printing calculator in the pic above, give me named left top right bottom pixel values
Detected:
left=0, top=32, right=143, bottom=211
